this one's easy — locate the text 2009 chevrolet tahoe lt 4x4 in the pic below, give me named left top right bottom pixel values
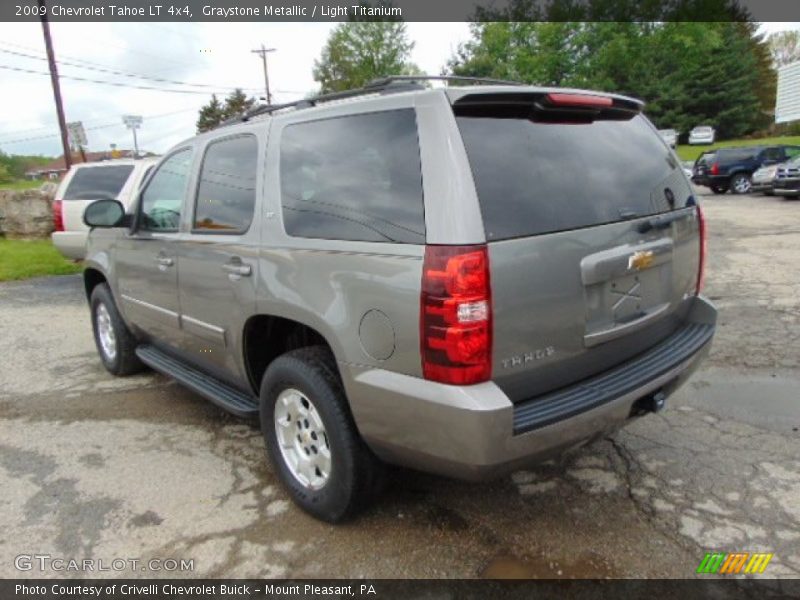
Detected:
left=81, top=77, right=716, bottom=522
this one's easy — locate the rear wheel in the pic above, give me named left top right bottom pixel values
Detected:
left=90, top=283, right=144, bottom=376
left=260, top=346, right=384, bottom=522
left=730, top=173, right=752, bottom=195
left=710, top=185, right=728, bottom=195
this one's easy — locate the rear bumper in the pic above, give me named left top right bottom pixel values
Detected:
left=343, top=296, right=716, bottom=481
left=692, top=174, right=727, bottom=188
left=52, top=231, right=87, bottom=260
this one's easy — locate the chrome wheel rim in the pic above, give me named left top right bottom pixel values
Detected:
left=734, top=176, right=751, bottom=193
left=274, top=388, right=331, bottom=490
left=95, top=303, right=117, bottom=362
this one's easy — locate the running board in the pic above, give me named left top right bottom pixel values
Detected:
left=136, top=345, right=259, bottom=418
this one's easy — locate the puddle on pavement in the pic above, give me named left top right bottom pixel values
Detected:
left=481, top=553, right=618, bottom=579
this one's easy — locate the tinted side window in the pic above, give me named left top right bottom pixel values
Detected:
left=194, top=135, right=258, bottom=232
left=140, top=149, right=192, bottom=232
left=63, top=165, right=134, bottom=200
left=279, top=109, right=425, bottom=244
left=456, top=113, right=692, bottom=241
left=761, top=147, right=783, bottom=161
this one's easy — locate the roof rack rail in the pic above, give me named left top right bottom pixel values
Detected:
left=365, top=75, right=525, bottom=87
left=214, top=74, right=522, bottom=130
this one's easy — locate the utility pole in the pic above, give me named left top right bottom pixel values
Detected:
left=251, top=44, right=276, bottom=104
left=38, top=0, right=71, bottom=170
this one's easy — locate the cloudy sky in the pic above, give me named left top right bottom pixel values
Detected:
left=0, top=21, right=795, bottom=157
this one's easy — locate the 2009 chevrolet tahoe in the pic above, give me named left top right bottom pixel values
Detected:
left=82, top=77, right=716, bottom=522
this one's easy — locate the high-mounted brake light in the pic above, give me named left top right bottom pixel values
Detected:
left=696, top=203, right=707, bottom=295
left=421, top=245, right=492, bottom=385
left=52, top=200, right=64, bottom=232
left=545, top=93, right=614, bottom=108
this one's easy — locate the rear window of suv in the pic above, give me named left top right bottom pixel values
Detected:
left=62, top=165, right=134, bottom=200
left=279, top=109, right=425, bottom=244
left=455, top=111, right=691, bottom=241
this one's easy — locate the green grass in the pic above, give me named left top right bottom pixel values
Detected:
left=676, top=136, right=800, bottom=162
left=0, top=238, right=82, bottom=282
left=0, top=179, right=43, bottom=191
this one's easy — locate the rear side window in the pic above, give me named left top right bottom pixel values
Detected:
left=62, top=165, right=134, bottom=200
left=456, top=113, right=692, bottom=241
left=194, top=135, right=258, bottom=232
left=279, top=109, right=425, bottom=244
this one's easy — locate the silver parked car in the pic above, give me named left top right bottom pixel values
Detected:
left=659, top=128, right=678, bottom=148
left=81, top=77, right=716, bottom=522
left=689, top=125, right=716, bottom=145
left=52, top=158, right=158, bottom=260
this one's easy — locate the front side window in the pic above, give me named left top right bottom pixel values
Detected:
left=279, top=109, right=425, bottom=244
left=193, top=135, right=258, bottom=232
left=139, top=149, right=192, bottom=232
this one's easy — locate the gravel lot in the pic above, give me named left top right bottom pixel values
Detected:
left=0, top=191, right=798, bottom=580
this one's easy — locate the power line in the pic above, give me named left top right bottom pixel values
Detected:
left=0, top=47, right=262, bottom=92
left=0, top=108, right=196, bottom=145
left=0, top=63, right=256, bottom=95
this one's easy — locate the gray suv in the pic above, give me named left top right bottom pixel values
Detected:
left=82, top=77, right=716, bottom=522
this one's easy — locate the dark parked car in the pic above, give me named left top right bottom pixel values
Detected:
left=692, top=145, right=800, bottom=194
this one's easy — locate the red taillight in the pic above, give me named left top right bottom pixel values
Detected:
left=421, top=245, right=492, bottom=385
left=696, top=203, right=707, bottom=294
left=545, top=93, right=613, bottom=108
left=710, top=162, right=719, bottom=176
left=52, top=200, right=64, bottom=232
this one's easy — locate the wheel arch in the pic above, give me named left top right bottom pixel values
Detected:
left=242, top=314, right=342, bottom=396
left=83, top=267, right=108, bottom=302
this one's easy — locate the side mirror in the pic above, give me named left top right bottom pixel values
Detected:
left=83, top=199, right=127, bottom=228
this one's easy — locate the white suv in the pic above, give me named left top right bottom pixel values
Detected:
left=52, top=158, right=158, bottom=259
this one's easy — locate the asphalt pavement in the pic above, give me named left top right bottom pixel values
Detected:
left=0, top=191, right=798, bottom=580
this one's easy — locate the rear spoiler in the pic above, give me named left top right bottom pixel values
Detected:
left=452, top=91, right=643, bottom=122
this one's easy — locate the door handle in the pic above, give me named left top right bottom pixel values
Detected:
left=155, top=256, right=174, bottom=267
left=222, top=262, right=251, bottom=277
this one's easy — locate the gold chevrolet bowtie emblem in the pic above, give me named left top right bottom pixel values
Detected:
left=628, top=250, right=655, bottom=271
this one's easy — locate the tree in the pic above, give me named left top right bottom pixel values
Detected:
left=223, top=88, right=256, bottom=118
left=313, top=21, right=417, bottom=93
left=196, top=94, right=224, bottom=133
left=769, top=30, right=800, bottom=68
left=447, top=19, right=776, bottom=140
left=0, top=162, right=11, bottom=184
left=196, top=89, right=257, bottom=133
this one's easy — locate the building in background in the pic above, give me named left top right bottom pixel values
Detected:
left=776, top=61, right=800, bottom=124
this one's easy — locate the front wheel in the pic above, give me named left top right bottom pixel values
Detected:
left=260, top=346, right=384, bottom=522
left=730, top=173, right=752, bottom=195
left=90, top=283, right=144, bottom=376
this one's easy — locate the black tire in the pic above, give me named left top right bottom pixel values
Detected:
left=90, top=283, right=144, bottom=376
left=710, top=185, right=728, bottom=195
left=764, top=190, right=774, bottom=196
left=730, top=173, right=752, bottom=195
left=259, top=346, right=384, bottom=522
